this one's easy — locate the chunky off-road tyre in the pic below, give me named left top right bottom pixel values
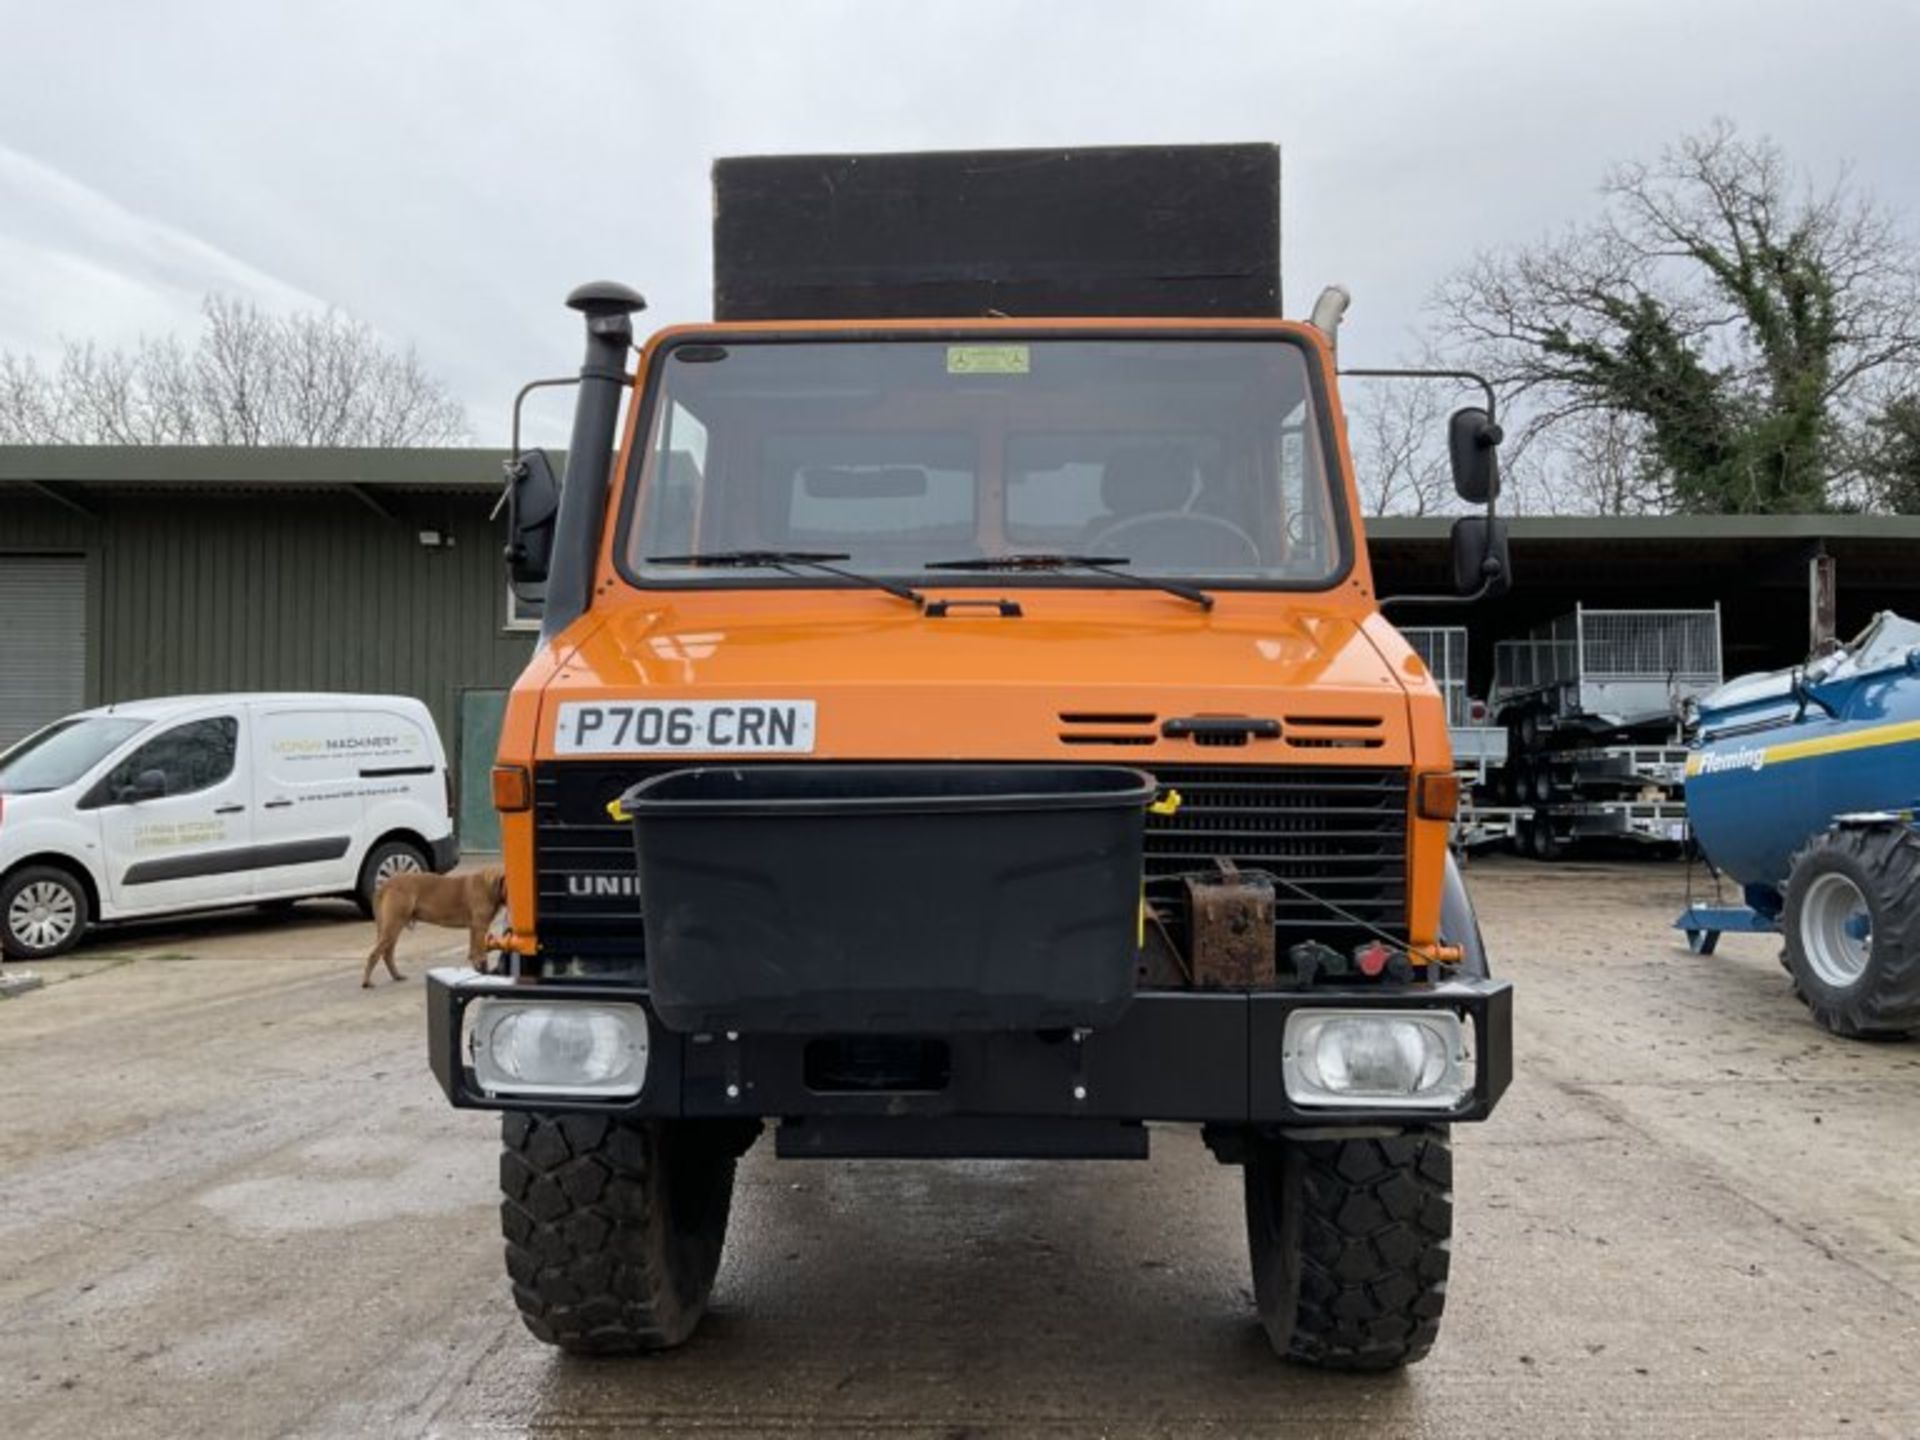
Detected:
left=2, top=864, right=90, bottom=960
left=1245, top=1127, right=1452, bottom=1370
left=1782, top=824, right=1920, bottom=1039
left=500, top=1113, right=745, bottom=1354
left=353, top=838, right=428, bottom=918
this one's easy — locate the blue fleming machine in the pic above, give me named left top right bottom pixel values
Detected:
left=1676, top=613, right=1920, bottom=1037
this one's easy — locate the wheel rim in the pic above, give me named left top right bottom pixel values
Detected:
left=1801, top=871, right=1873, bottom=988
left=8, top=880, right=79, bottom=951
left=376, top=850, right=425, bottom=886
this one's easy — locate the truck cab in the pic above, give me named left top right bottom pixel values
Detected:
left=428, top=145, right=1511, bottom=1370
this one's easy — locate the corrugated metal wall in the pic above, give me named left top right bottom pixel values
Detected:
left=0, top=556, right=87, bottom=743
left=93, top=489, right=531, bottom=744
left=2, top=484, right=531, bottom=765
left=0, top=491, right=92, bottom=550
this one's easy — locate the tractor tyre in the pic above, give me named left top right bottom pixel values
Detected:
left=1782, top=825, right=1920, bottom=1039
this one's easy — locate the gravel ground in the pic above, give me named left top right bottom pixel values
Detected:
left=2, top=856, right=1918, bottom=1438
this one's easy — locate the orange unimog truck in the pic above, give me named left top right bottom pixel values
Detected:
left=429, top=144, right=1513, bottom=1370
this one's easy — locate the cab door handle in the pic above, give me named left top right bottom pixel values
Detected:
left=215, top=804, right=246, bottom=815
left=263, top=799, right=294, bottom=810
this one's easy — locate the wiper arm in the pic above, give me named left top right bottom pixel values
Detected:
left=644, top=549, right=926, bottom=608
left=925, top=553, right=1214, bottom=611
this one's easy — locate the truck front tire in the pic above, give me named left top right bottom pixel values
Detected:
left=1783, top=825, right=1920, bottom=1039
left=1244, top=1126, right=1453, bottom=1370
left=500, top=1112, right=748, bottom=1354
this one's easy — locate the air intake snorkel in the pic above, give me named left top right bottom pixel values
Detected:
left=541, top=281, right=646, bottom=644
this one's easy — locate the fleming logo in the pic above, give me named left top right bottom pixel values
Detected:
left=1691, top=747, right=1768, bottom=776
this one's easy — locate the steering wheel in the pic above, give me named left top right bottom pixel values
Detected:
left=1086, top=511, right=1262, bottom=568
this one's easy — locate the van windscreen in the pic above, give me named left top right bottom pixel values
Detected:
left=0, top=717, right=151, bottom=794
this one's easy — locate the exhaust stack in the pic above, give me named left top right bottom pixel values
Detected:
left=1308, top=284, right=1351, bottom=356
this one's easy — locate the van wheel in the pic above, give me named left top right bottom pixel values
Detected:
left=1244, top=1127, right=1453, bottom=1369
left=501, top=1113, right=748, bottom=1353
left=355, top=840, right=428, bottom=917
left=3, top=865, right=91, bottom=960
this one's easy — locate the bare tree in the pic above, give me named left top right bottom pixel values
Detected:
left=1347, top=377, right=1454, bottom=517
left=1434, top=121, right=1920, bottom=513
left=0, top=295, right=468, bottom=446
left=1551, top=408, right=1668, bottom=515
left=1344, top=365, right=1567, bottom=517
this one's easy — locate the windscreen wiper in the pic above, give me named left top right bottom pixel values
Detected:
left=644, top=549, right=926, bottom=608
left=925, top=553, right=1214, bottom=611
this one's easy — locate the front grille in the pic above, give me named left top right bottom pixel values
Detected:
left=532, top=766, right=656, bottom=954
left=532, top=760, right=1408, bottom=957
left=1142, top=764, right=1407, bottom=947
left=1057, top=710, right=1159, bottom=747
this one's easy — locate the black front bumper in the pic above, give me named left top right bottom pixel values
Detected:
left=427, top=971, right=1512, bottom=1130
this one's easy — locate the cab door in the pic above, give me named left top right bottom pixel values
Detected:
left=92, top=713, right=253, bottom=915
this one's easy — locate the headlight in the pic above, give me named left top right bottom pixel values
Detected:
left=467, top=1000, right=650, bottom=1098
left=1282, top=1009, right=1471, bottom=1110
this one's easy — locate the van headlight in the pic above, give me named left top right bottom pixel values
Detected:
left=467, top=1000, right=650, bottom=1098
left=1282, top=1009, right=1471, bottom=1110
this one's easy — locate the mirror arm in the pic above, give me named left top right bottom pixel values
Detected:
left=1343, top=365, right=1506, bottom=608
left=511, top=375, right=583, bottom=456
left=1338, top=366, right=1499, bottom=429
left=490, top=376, right=582, bottom=520
left=1377, top=569, right=1502, bottom=614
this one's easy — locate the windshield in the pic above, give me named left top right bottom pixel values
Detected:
left=0, top=716, right=151, bottom=793
left=622, top=337, right=1346, bottom=589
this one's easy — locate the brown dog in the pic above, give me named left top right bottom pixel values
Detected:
left=362, top=868, right=506, bottom=986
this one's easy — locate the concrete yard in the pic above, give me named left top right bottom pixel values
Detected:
left=2, top=858, right=1918, bottom=1439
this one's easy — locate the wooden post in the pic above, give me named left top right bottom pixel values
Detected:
left=1809, top=550, right=1837, bottom=656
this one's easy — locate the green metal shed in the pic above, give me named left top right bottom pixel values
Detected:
left=0, top=446, right=543, bottom=849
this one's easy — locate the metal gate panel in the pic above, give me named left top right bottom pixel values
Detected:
left=0, top=556, right=86, bottom=746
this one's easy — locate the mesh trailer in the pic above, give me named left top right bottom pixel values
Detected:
left=1486, top=607, right=1719, bottom=860
left=1401, top=626, right=1471, bottom=728
left=1493, top=605, right=1722, bottom=747
left=1403, top=624, right=1507, bottom=786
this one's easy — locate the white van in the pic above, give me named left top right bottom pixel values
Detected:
left=0, top=693, right=459, bottom=959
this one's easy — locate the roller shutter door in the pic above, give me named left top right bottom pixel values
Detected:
left=0, top=556, right=87, bottom=746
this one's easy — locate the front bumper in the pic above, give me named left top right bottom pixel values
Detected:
left=426, top=971, right=1512, bottom=1129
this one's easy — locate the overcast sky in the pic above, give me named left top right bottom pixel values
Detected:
left=3, top=0, right=1918, bottom=445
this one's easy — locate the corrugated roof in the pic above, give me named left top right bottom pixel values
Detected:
left=0, top=445, right=541, bottom=490
left=1367, top=513, right=1920, bottom=541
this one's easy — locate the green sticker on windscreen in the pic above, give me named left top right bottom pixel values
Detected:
left=947, top=344, right=1030, bottom=375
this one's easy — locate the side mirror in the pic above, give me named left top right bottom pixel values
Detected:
left=1448, top=407, right=1503, bottom=504
left=120, top=768, right=168, bottom=803
left=1451, top=516, right=1511, bottom=599
left=503, top=449, right=561, bottom=586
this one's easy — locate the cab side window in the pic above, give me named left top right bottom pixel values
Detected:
left=100, top=717, right=239, bottom=801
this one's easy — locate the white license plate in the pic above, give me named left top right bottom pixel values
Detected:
left=553, top=701, right=816, bottom=756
